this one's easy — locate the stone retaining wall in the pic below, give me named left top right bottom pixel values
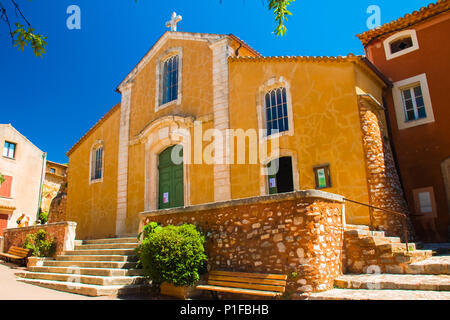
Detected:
left=3, top=221, right=77, bottom=256
left=140, top=190, right=345, bottom=296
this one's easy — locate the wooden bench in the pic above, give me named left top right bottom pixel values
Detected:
left=196, top=270, right=287, bottom=298
left=0, top=246, right=31, bottom=266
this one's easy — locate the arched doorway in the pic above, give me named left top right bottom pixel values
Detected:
left=158, top=145, right=184, bottom=209
left=267, top=156, right=294, bottom=195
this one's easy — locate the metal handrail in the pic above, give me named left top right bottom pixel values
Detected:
left=344, top=198, right=410, bottom=252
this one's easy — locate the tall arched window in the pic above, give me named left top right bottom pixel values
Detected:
left=161, top=55, right=179, bottom=105
left=265, top=87, right=289, bottom=136
left=90, top=142, right=104, bottom=182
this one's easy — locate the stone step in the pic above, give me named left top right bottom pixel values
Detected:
left=345, top=229, right=386, bottom=238
left=75, top=243, right=138, bottom=250
left=404, top=256, right=450, bottom=275
left=29, top=266, right=144, bottom=277
left=63, top=248, right=136, bottom=256
left=44, top=260, right=138, bottom=269
left=334, top=274, right=450, bottom=291
left=16, top=278, right=150, bottom=297
left=386, top=237, right=401, bottom=244
left=377, top=242, right=416, bottom=253
left=345, top=224, right=370, bottom=231
left=307, top=288, right=450, bottom=300
left=16, top=271, right=146, bottom=286
left=81, top=237, right=138, bottom=245
left=56, top=254, right=137, bottom=262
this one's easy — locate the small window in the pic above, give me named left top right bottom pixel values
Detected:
left=401, top=84, right=427, bottom=122
left=390, top=36, right=413, bottom=54
left=383, top=30, right=419, bottom=60
left=3, top=141, right=16, bottom=159
left=91, top=146, right=103, bottom=181
left=50, top=168, right=56, bottom=174
left=265, top=87, right=289, bottom=136
left=314, top=164, right=332, bottom=189
left=160, top=55, right=179, bottom=105
left=412, top=187, right=437, bottom=218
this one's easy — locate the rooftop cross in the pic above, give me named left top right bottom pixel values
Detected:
left=166, top=12, right=182, bottom=32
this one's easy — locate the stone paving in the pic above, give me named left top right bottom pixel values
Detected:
left=307, top=288, right=450, bottom=300
left=0, top=261, right=169, bottom=300
left=335, top=274, right=450, bottom=291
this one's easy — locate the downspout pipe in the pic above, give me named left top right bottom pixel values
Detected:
left=37, top=152, right=47, bottom=222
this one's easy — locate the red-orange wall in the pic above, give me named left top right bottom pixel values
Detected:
left=365, top=14, right=450, bottom=242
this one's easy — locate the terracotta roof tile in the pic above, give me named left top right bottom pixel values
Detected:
left=357, top=0, right=450, bottom=46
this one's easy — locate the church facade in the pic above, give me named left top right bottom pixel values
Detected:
left=66, top=31, right=406, bottom=240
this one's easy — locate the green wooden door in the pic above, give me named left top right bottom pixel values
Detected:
left=158, top=146, right=184, bottom=209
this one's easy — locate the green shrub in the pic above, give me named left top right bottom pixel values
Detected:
left=0, top=173, right=5, bottom=185
left=39, top=211, right=49, bottom=225
left=24, top=229, right=56, bottom=257
left=136, top=223, right=208, bottom=287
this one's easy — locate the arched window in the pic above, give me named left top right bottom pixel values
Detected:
left=161, top=55, right=179, bottom=105
left=90, top=142, right=104, bottom=182
left=265, top=87, right=289, bottom=136
left=383, top=30, right=419, bottom=60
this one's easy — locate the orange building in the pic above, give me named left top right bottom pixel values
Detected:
left=66, top=28, right=409, bottom=240
left=357, top=0, right=450, bottom=242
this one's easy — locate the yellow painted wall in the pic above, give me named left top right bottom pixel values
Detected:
left=67, top=106, right=120, bottom=240
left=228, top=60, right=377, bottom=224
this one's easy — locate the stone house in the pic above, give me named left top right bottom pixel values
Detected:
left=41, top=160, right=68, bottom=214
left=0, top=124, right=46, bottom=235
left=66, top=30, right=407, bottom=240
left=357, top=0, right=450, bottom=242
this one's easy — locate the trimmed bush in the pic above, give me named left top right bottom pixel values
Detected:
left=136, top=223, right=208, bottom=287
left=24, top=229, right=56, bottom=257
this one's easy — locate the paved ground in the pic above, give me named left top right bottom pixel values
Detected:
left=308, top=288, right=450, bottom=300
left=0, top=262, right=117, bottom=300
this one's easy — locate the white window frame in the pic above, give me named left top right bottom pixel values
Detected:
left=383, top=29, right=419, bottom=61
left=392, top=73, right=435, bottom=130
left=89, top=140, right=104, bottom=184
left=256, top=76, right=294, bottom=142
left=155, top=47, right=183, bottom=112
left=3, top=141, right=17, bottom=159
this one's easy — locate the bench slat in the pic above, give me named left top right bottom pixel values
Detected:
left=208, top=280, right=285, bottom=293
left=196, top=285, right=281, bottom=297
left=0, top=253, right=25, bottom=260
left=209, top=274, right=286, bottom=286
left=210, top=270, right=287, bottom=281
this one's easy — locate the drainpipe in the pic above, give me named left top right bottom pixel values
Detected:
left=36, top=152, right=47, bottom=223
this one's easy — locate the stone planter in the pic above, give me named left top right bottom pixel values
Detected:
left=27, top=256, right=52, bottom=269
left=160, top=282, right=198, bottom=299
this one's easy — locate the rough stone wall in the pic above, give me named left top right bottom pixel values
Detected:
left=3, top=221, right=76, bottom=256
left=48, top=176, right=67, bottom=224
left=358, top=101, right=413, bottom=239
left=141, top=191, right=345, bottom=295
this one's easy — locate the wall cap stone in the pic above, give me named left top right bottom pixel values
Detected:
left=141, top=189, right=344, bottom=218
left=3, top=221, right=77, bottom=233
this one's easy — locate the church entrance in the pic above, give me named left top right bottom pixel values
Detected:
left=267, top=157, right=294, bottom=195
left=158, top=145, right=184, bottom=209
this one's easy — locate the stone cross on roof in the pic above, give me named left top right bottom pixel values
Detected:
left=166, top=12, right=182, bottom=32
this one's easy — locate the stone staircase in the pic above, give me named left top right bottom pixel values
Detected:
left=343, top=224, right=433, bottom=274
left=15, top=237, right=150, bottom=297
left=308, top=224, right=450, bottom=300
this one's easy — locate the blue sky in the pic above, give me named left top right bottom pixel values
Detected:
left=0, top=0, right=433, bottom=164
